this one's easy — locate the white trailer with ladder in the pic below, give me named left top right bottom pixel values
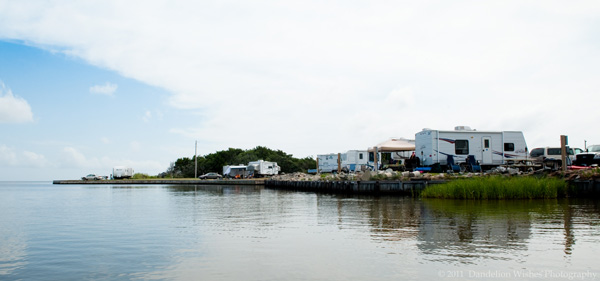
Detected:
left=415, top=126, right=528, bottom=169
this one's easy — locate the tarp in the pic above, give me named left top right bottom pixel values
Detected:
left=368, top=138, right=415, bottom=152
left=223, top=165, right=247, bottom=176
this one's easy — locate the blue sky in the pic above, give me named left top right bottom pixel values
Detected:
left=1, top=1, right=600, bottom=180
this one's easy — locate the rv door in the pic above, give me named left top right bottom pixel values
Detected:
left=482, top=137, right=493, bottom=164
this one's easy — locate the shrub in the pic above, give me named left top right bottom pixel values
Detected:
left=420, top=175, right=568, bottom=199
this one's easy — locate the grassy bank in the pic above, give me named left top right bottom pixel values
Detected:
left=420, top=176, right=568, bottom=199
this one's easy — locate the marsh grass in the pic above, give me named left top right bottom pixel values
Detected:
left=420, top=176, right=568, bottom=199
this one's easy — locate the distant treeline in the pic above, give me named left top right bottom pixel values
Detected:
left=164, top=146, right=316, bottom=178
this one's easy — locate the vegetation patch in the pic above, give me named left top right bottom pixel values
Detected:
left=165, top=146, right=316, bottom=178
left=131, top=173, right=159, bottom=179
left=420, top=175, right=568, bottom=199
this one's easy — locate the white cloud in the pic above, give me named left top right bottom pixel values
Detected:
left=0, top=83, right=34, bottom=123
left=101, top=137, right=111, bottom=144
left=142, top=111, right=152, bottom=122
left=1, top=1, right=600, bottom=157
left=22, top=151, right=50, bottom=168
left=61, top=147, right=93, bottom=168
left=0, top=145, right=50, bottom=168
left=89, top=82, right=117, bottom=96
left=58, top=146, right=163, bottom=174
left=130, top=141, right=141, bottom=152
left=0, top=145, right=18, bottom=166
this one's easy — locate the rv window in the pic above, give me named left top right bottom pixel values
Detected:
left=455, top=140, right=469, bottom=155
left=359, top=153, right=363, bottom=160
left=504, top=143, right=515, bottom=151
left=484, top=139, right=490, bottom=148
left=548, top=148, right=561, bottom=155
left=369, top=152, right=374, bottom=162
left=530, top=148, right=544, bottom=157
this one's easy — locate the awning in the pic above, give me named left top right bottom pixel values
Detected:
left=368, top=138, right=415, bottom=152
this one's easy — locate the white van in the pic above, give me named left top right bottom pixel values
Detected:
left=529, top=147, right=582, bottom=169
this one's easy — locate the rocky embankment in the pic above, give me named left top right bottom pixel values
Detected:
left=270, top=167, right=600, bottom=182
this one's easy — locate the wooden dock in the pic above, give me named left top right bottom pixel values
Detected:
left=264, top=179, right=446, bottom=195
left=567, top=179, right=600, bottom=197
left=53, top=178, right=600, bottom=197
left=52, top=179, right=265, bottom=185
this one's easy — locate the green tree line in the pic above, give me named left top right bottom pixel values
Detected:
left=163, top=146, right=316, bottom=178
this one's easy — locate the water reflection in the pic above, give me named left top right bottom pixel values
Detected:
left=2, top=183, right=598, bottom=281
left=158, top=187, right=600, bottom=279
left=0, top=220, right=28, bottom=275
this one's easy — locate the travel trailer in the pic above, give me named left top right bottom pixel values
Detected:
left=415, top=126, right=528, bottom=169
left=247, top=160, right=280, bottom=177
left=317, top=153, right=339, bottom=173
left=112, top=166, right=134, bottom=179
left=344, top=150, right=368, bottom=172
left=222, top=165, right=247, bottom=178
left=317, top=150, right=368, bottom=173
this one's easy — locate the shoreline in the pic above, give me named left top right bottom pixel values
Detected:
left=53, top=179, right=265, bottom=185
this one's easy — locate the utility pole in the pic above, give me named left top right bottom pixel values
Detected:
left=194, top=141, right=198, bottom=178
left=560, top=135, right=568, bottom=172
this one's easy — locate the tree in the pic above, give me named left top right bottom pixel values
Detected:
left=166, top=146, right=316, bottom=178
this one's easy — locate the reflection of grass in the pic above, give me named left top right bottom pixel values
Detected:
left=421, top=197, right=560, bottom=218
left=420, top=176, right=568, bottom=199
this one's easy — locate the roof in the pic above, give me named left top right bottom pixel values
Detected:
left=369, top=138, right=416, bottom=152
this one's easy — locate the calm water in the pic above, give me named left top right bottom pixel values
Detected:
left=1, top=182, right=599, bottom=281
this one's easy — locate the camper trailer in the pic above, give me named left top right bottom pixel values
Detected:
left=317, top=150, right=368, bottom=173
left=344, top=150, right=368, bottom=172
left=222, top=165, right=247, bottom=178
left=112, top=166, right=134, bottom=179
left=317, top=153, right=339, bottom=173
left=247, top=160, right=280, bottom=177
left=415, top=126, right=528, bottom=169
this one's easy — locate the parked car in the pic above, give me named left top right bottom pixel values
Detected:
left=199, top=172, right=223, bottom=180
left=529, top=147, right=579, bottom=170
left=82, top=174, right=103, bottom=180
left=573, top=145, right=600, bottom=166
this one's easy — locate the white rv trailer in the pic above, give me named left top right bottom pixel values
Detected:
left=222, top=165, right=247, bottom=178
left=344, top=150, right=368, bottom=172
left=415, top=126, right=528, bottom=168
left=247, top=160, right=280, bottom=177
left=317, top=153, right=339, bottom=173
left=113, top=166, right=134, bottom=179
left=317, top=150, right=368, bottom=173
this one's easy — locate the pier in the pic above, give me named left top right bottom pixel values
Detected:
left=567, top=179, right=600, bottom=197
left=53, top=178, right=600, bottom=197
left=264, top=179, right=446, bottom=195
left=53, top=179, right=265, bottom=185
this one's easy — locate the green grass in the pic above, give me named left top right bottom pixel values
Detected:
left=420, top=176, right=568, bottom=199
left=578, top=167, right=600, bottom=179
left=131, top=173, right=159, bottom=179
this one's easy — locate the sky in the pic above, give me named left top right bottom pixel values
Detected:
left=1, top=1, right=599, bottom=181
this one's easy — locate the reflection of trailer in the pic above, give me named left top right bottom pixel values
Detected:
left=113, top=166, right=134, bottom=179
left=415, top=126, right=528, bottom=169
left=247, top=160, right=280, bottom=177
